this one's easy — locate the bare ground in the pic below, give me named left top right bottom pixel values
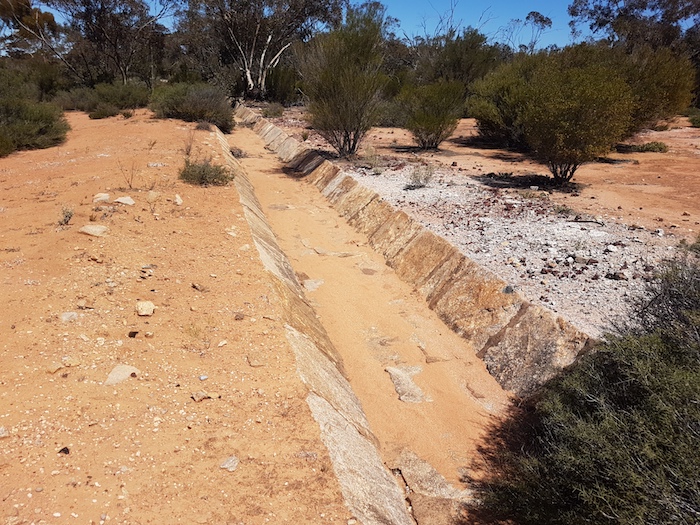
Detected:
left=2, top=106, right=700, bottom=525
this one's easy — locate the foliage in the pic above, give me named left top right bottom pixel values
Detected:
left=298, top=3, right=388, bottom=157
left=687, top=235, right=700, bottom=254
left=400, top=81, right=464, bottom=149
left=94, top=82, right=149, bottom=109
left=176, top=0, right=344, bottom=99
left=2, top=0, right=172, bottom=87
left=53, top=82, right=149, bottom=114
left=88, top=103, right=119, bottom=119
left=618, top=141, right=669, bottom=153
left=51, top=0, right=172, bottom=86
left=411, top=27, right=507, bottom=87
left=521, top=54, right=633, bottom=183
left=403, top=164, right=434, bottom=190
left=0, top=0, right=59, bottom=56
left=468, top=44, right=690, bottom=183
left=467, top=53, right=544, bottom=147
left=476, top=254, right=700, bottom=525
left=53, top=86, right=101, bottom=112
left=150, top=83, right=234, bottom=132
left=620, top=46, right=694, bottom=131
left=264, top=64, right=300, bottom=105
left=179, top=158, right=232, bottom=186
left=568, top=0, right=700, bottom=50
left=560, top=44, right=695, bottom=132
left=261, top=102, right=284, bottom=118
left=0, top=98, right=69, bottom=155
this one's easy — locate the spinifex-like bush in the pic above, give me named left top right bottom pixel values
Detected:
left=0, top=99, right=69, bottom=155
left=400, top=81, right=464, bottom=149
left=150, top=83, right=234, bottom=133
left=179, top=159, right=232, bottom=186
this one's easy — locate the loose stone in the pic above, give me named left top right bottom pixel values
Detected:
left=220, top=456, right=239, bottom=472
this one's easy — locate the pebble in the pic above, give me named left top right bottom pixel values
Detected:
left=114, top=196, right=136, bottom=206
left=104, top=365, right=140, bottom=386
left=93, top=193, right=110, bottom=203
left=199, top=375, right=208, bottom=381
left=191, top=391, right=211, bottom=403
left=0, top=426, right=9, bottom=439
left=46, top=362, right=64, bottom=374
left=247, top=356, right=265, bottom=368
left=174, top=194, right=183, bottom=206
left=136, top=301, right=155, bottom=316
left=60, top=311, right=78, bottom=323
left=146, top=191, right=161, bottom=203
left=220, top=456, right=239, bottom=472
left=79, top=224, right=108, bottom=237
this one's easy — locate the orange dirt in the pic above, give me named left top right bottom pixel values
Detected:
left=0, top=110, right=350, bottom=525
left=3, top=106, right=700, bottom=525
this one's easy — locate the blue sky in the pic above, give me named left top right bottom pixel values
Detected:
left=381, top=0, right=584, bottom=48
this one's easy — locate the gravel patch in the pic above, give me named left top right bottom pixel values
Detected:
left=343, top=163, right=680, bottom=339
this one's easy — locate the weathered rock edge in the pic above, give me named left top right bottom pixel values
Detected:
left=213, top=127, right=415, bottom=525
left=234, top=105, right=594, bottom=397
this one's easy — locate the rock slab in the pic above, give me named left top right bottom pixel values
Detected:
left=79, top=225, right=108, bottom=237
left=104, top=365, right=140, bottom=386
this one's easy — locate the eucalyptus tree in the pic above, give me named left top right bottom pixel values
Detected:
left=177, top=0, right=345, bottom=99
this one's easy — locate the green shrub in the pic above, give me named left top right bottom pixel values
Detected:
left=690, top=113, right=700, bottom=128
left=150, top=83, right=234, bottom=133
left=467, top=54, right=544, bottom=147
left=88, top=103, right=119, bottom=119
left=261, top=102, right=284, bottom=118
left=400, top=81, right=465, bottom=149
left=265, top=65, right=300, bottom=105
left=53, top=87, right=101, bottom=112
left=521, top=57, right=634, bottom=184
left=0, top=133, right=15, bottom=157
left=0, top=99, right=69, bottom=155
left=622, top=47, right=694, bottom=132
left=0, top=65, right=40, bottom=102
left=375, top=98, right=408, bottom=127
left=179, top=159, right=232, bottom=186
left=94, top=82, right=149, bottom=109
left=54, top=83, right=149, bottom=113
left=298, top=4, right=387, bottom=157
left=689, top=235, right=700, bottom=254
left=476, top=255, right=700, bottom=525
left=618, top=141, right=669, bottom=153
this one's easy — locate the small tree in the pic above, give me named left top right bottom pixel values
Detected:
left=297, top=2, right=387, bottom=157
left=521, top=57, right=633, bottom=184
left=400, top=81, right=464, bottom=149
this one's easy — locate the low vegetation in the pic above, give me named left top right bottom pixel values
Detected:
left=474, top=254, right=700, bottom=524
left=617, top=141, right=669, bottom=153
left=400, top=81, right=465, bottom=149
left=150, top=83, right=234, bottom=133
left=0, top=63, right=69, bottom=157
left=54, top=83, right=149, bottom=117
left=179, top=159, right=232, bottom=186
left=0, top=98, right=69, bottom=157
